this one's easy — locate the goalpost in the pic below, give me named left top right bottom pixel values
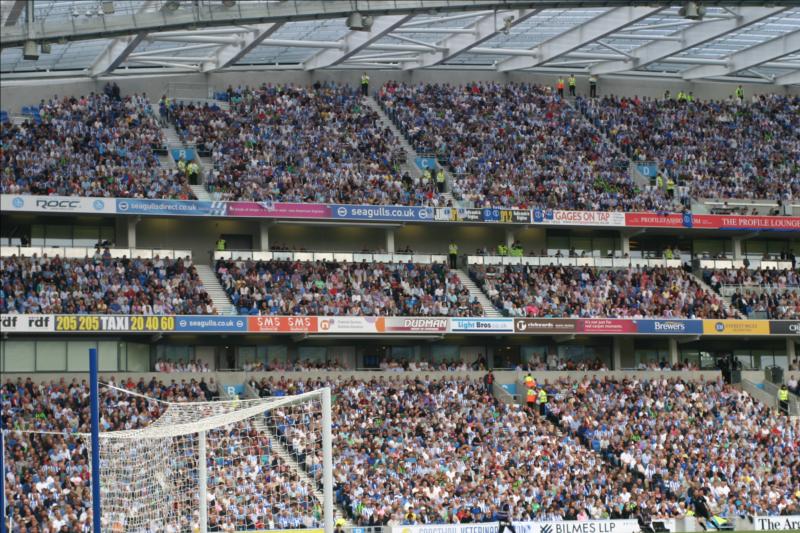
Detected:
left=93, top=386, right=334, bottom=533
left=1, top=349, right=333, bottom=533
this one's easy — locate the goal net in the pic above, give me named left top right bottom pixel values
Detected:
left=4, top=386, right=333, bottom=533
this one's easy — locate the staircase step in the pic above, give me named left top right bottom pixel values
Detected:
left=455, top=268, right=503, bottom=318
left=189, top=184, right=212, bottom=202
left=194, top=264, right=237, bottom=315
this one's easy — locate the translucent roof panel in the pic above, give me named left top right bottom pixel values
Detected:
left=0, top=2, right=797, bottom=85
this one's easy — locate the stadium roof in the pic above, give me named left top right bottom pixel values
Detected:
left=1, top=0, right=799, bottom=85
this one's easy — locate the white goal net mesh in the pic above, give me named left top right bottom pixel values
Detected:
left=5, top=386, right=331, bottom=533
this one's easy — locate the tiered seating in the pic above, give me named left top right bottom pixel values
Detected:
left=378, top=82, right=672, bottom=212
left=0, top=93, right=193, bottom=199
left=704, top=266, right=800, bottom=319
left=470, top=264, right=732, bottom=318
left=216, top=258, right=482, bottom=316
left=170, top=83, right=441, bottom=206
left=4, top=375, right=796, bottom=528
left=258, top=376, right=647, bottom=524
left=546, top=376, right=800, bottom=519
left=579, top=94, right=800, bottom=202
left=0, top=252, right=216, bottom=315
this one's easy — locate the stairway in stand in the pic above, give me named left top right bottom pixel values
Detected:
left=362, top=95, right=457, bottom=207
left=193, top=263, right=237, bottom=315
left=455, top=268, right=503, bottom=318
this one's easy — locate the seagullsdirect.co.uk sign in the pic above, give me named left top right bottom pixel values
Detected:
left=4, top=194, right=800, bottom=231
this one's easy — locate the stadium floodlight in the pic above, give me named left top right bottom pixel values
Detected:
left=102, top=1, right=115, bottom=15
left=40, top=42, right=51, bottom=54
left=23, top=40, right=39, bottom=60
left=347, top=12, right=373, bottom=31
left=679, top=1, right=706, bottom=20
left=222, top=0, right=236, bottom=7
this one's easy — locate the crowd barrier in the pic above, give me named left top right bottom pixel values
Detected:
left=4, top=194, right=800, bottom=232
left=215, top=250, right=448, bottom=264
left=468, top=256, right=683, bottom=268
left=1, top=245, right=192, bottom=260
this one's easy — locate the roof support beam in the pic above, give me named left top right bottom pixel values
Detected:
left=202, top=22, right=283, bottom=72
left=682, top=29, right=800, bottom=80
left=775, top=70, right=800, bottom=85
left=406, top=8, right=541, bottom=70
left=496, top=6, right=662, bottom=72
left=6, top=1, right=800, bottom=48
left=303, top=15, right=413, bottom=70
left=590, top=7, right=789, bottom=76
left=89, top=33, right=147, bottom=77
left=87, top=0, right=159, bottom=78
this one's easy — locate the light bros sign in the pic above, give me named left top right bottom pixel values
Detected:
left=394, top=520, right=640, bottom=533
left=751, top=515, right=800, bottom=531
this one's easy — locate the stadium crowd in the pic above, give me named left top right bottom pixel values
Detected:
left=4, top=373, right=799, bottom=531
left=703, top=267, right=800, bottom=319
left=547, top=375, right=800, bottom=519
left=1, top=376, right=320, bottom=532
left=378, top=81, right=672, bottom=212
left=169, top=83, right=441, bottom=206
left=470, top=264, right=733, bottom=318
left=0, top=92, right=194, bottom=199
left=216, top=259, right=483, bottom=316
left=0, top=253, right=216, bottom=315
left=578, top=94, right=800, bottom=202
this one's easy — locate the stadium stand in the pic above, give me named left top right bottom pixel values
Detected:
left=169, top=83, right=442, bottom=206
left=215, top=258, right=483, bottom=316
left=0, top=93, right=194, bottom=199
left=546, top=375, right=800, bottom=519
left=703, top=266, right=800, bottom=319
left=0, top=252, right=216, bottom=315
left=7, top=373, right=797, bottom=530
left=377, top=82, right=673, bottom=212
left=578, top=94, right=800, bottom=204
left=469, top=264, right=733, bottom=318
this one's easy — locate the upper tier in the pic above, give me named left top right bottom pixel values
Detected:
left=3, top=83, right=798, bottom=211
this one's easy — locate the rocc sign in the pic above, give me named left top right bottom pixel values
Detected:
left=35, top=199, right=80, bottom=210
left=1, top=195, right=115, bottom=213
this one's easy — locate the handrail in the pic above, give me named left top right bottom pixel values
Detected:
left=468, top=255, right=683, bottom=269
left=1, top=245, right=193, bottom=260
left=215, top=250, right=448, bottom=265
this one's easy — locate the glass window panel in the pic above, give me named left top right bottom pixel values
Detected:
left=74, top=226, right=100, bottom=247
left=31, top=225, right=46, bottom=246
left=257, top=345, right=287, bottom=366
left=431, top=344, right=458, bottom=364
left=3, top=341, right=35, bottom=372
left=36, top=341, right=67, bottom=371
left=127, top=343, right=150, bottom=372
left=298, top=346, right=327, bottom=363
left=98, top=341, right=118, bottom=371
left=45, top=225, right=72, bottom=247
left=570, top=237, right=592, bottom=254
left=100, top=226, right=115, bottom=245
left=593, top=238, right=616, bottom=258
left=238, top=346, right=257, bottom=367
left=67, top=341, right=96, bottom=371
